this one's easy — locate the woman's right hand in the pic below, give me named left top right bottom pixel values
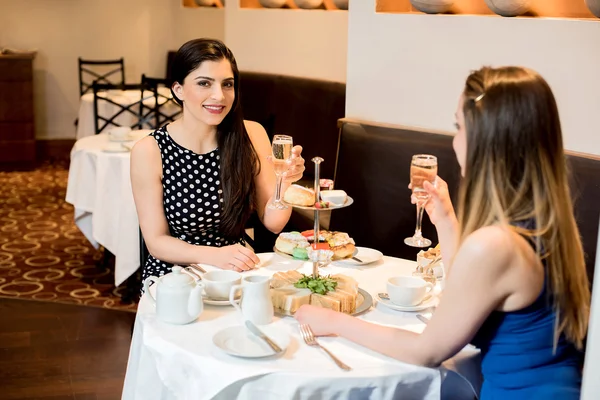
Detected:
left=410, top=177, right=456, bottom=227
left=209, top=244, right=260, bottom=272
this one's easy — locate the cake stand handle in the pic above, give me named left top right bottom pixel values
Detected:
left=312, top=157, right=324, bottom=278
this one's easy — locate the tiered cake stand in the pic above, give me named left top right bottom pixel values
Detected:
left=289, top=157, right=354, bottom=278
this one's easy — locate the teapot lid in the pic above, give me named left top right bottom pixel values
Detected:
left=162, top=266, right=193, bottom=288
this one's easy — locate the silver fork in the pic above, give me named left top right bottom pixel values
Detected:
left=299, top=324, right=351, bottom=371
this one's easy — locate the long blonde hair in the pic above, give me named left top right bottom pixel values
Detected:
left=457, top=66, right=590, bottom=349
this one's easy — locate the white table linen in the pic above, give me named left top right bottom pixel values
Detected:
left=76, top=88, right=177, bottom=140
left=65, top=131, right=151, bottom=286
left=122, top=254, right=481, bottom=400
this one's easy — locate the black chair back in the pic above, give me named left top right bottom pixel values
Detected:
left=78, top=57, right=125, bottom=96
left=140, top=75, right=182, bottom=129
left=92, top=82, right=146, bottom=134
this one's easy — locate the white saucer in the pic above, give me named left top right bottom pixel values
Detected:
left=376, top=294, right=439, bottom=312
left=102, top=144, right=130, bottom=153
left=203, top=294, right=240, bottom=306
left=108, top=135, right=136, bottom=142
left=213, top=325, right=289, bottom=358
left=333, top=247, right=384, bottom=266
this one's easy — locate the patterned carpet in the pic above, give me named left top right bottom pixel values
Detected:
left=0, top=163, right=137, bottom=312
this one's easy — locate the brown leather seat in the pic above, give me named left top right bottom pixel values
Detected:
left=240, top=71, right=346, bottom=181
left=329, top=119, right=461, bottom=262
left=331, top=119, right=600, bottom=284
left=239, top=72, right=346, bottom=251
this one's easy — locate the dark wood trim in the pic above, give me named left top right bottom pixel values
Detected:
left=36, top=139, right=75, bottom=161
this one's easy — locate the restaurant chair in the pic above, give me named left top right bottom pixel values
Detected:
left=92, top=82, right=148, bottom=134
left=78, top=57, right=125, bottom=96
left=139, top=74, right=182, bottom=129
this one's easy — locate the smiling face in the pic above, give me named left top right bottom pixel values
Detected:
left=453, top=95, right=467, bottom=176
left=172, top=58, right=235, bottom=127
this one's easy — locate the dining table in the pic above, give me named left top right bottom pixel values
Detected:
left=65, top=130, right=151, bottom=286
left=122, top=253, right=482, bottom=400
left=76, top=87, right=177, bottom=140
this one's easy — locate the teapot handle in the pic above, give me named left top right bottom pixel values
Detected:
left=144, top=276, right=159, bottom=306
left=229, top=284, right=243, bottom=315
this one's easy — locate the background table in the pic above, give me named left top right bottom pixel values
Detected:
left=122, top=254, right=482, bottom=400
left=65, top=131, right=151, bottom=286
left=76, top=88, right=176, bottom=140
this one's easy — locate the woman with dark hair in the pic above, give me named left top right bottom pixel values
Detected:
left=296, top=66, right=590, bottom=399
left=131, top=38, right=305, bottom=282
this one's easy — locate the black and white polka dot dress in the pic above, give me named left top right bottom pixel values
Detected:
left=142, top=126, right=242, bottom=282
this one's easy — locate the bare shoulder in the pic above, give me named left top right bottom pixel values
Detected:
left=131, top=135, right=159, bottom=161
left=244, top=120, right=268, bottom=141
left=131, top=135, right=161, bottom=174
left=453, top=225, right=516, bottom=279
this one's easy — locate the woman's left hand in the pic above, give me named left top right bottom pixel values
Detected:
left=295, top=304, right=339, bottom=336
left=282, top=145, right=305, bottom=183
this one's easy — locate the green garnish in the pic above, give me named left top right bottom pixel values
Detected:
left=294, top=274, right=337, bottom=295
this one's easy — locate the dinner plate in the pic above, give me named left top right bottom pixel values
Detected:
left=274, top=288, right=373, bottom=317
left=333, top=247, right=383, bottom=266
left=375, top=293, right=439, bottom=312
left=213, top=325, right=289, bottom=358
left=291, top=196, right=354, bottom=211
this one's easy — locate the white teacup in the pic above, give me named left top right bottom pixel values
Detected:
left=202, top=270, right=242, bottom=300
left=387, top=276, right=433, bottom=306
left=108, top=126, right=131, bottom=141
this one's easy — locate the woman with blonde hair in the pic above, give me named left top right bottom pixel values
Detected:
left=296, top=66, right=590, bottom=398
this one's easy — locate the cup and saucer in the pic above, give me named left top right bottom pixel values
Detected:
left=376, top=276, right=438, bottom=312
left=107, top=126, right=133, bottom=142
left=201, top=270, right=242, bottom=306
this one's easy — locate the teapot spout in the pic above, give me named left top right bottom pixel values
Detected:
left=188, top=284, right=204, bottom=318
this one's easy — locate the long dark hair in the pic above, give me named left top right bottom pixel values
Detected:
left=457, top=66, right=589, bottom=349
left=171, top=38, right=259, bottom=241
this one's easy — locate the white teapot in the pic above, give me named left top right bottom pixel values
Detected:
left=144, top=266, right=204, bottom=324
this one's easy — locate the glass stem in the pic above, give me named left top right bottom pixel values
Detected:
left=414, top=201, right=425, bottom=239
left=274, top=175, right=283, bottom=203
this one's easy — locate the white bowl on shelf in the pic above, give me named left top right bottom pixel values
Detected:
left=410, top=0, right=453, bottom=14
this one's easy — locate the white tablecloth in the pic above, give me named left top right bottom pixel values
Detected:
left=122, top=254, right=482, bottom=400
left=76, top=88, right=177, bottom=140
left=65, top=131, right=152, bottom=286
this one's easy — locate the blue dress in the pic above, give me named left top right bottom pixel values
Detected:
left=471, top=232, right=583, bottom=399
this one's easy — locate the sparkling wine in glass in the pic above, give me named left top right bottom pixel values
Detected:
left=404, top=154, right=438, bottom=247
left=268, top=134, right=293, bottom=210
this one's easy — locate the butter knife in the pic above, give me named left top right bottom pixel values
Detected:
left=244, top=320, right=283, bottom=354
left=416, top=314, right=430, bottom=325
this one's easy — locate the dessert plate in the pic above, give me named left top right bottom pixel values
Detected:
left=291, top=196, right=354, bottom=211
left=375, top=294, right=439, bottom=312
left=213, top=325, right=289, bottom=358
left=333, top=247, right=383, bottom=266
left=273, top=246, right=358, bottom=262
left=274, top=288, right=373, bottom=317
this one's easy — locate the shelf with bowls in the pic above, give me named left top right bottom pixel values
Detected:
left=376, top=0, right=599, bottom=19
left=241, top=0, right=348, bottom=11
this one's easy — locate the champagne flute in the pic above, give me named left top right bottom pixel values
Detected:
left=404, top=154, right=438, bottom=247
left=268, top=134, right=294, bottom=210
